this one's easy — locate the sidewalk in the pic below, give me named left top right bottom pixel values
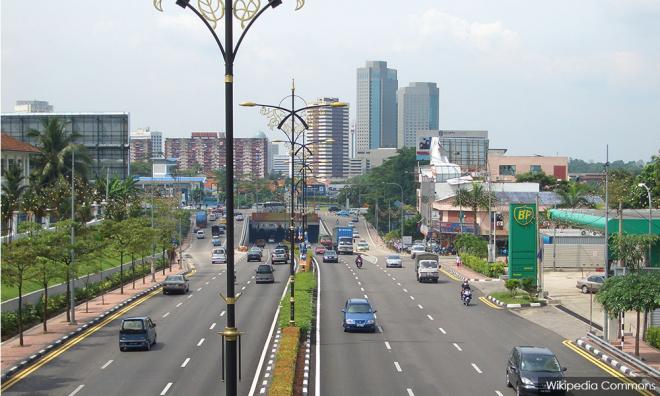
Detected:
left=1, top=234, right=193, bottom=374
left=439, top=257, right=497, bottom=282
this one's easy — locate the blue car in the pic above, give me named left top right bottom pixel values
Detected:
left=119, top=316, right=157, bottom=351
left=337, top=210, right=350, bottom=217
left=342, top=298, right=377, bottom=332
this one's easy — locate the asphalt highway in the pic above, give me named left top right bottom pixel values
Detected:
left=318, top=214, right=633, bottom=396
left=4, top=216, right=289, bottom=396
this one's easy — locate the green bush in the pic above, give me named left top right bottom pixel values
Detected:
left=520, top=278, right=536, bottom=294
left=505, top=279, right=520, bottom=296
left=454, top=234, right=487, bottom=258
left=647, top=327, right=660, bottom=349
left=461, top=254, right=505, bottom=278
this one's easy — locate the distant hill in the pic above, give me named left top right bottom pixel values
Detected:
left=568, top=158, right=646, bottom=174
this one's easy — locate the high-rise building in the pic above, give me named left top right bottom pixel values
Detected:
left=1, top=112, right=129, bottom=178
left=356, top=61, right=398, bottom=150
left=415, top=130, right=489, bottom=172
left=130, top=127, right=163, bottom=162
left=397, top=82, right=439, bottom=148
left=305, top=97, right=349, bottom=180
left=14, top=100, right=53, bottom=113
left=272, top=154, right=289, bottom=175
left=234, top=137, right=268, bottom=179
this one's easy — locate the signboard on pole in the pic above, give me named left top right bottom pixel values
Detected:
left=508, top=203, right=538, bottom=284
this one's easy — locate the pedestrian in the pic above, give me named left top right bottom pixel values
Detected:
left=456, top=255, right=461, bottom=267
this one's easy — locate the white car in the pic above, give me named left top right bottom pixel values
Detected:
left=352, top=231, right=360, bottom=239
left=410, top=244, right=426, bottom=259
left=356, top=240, right=369, bottom=252
left=385, top=254, right=402, bottom=268
left=235, top=213, right=244, bottom=221
left=211, top=248, right=227, bottom=264
left=196, top=230, right=205, bottom=239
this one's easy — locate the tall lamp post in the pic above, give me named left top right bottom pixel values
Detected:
left=155, top=2, right=306, bottom=394
left=383, top=182, right=404, bottom=241
left=637, top=183, right=653, bottom=266
left=241, top=85, right=345, bottom=326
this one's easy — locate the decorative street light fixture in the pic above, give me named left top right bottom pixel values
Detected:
left=637, top=182, right=653, bottom=266
left=383, top=182, right=405, bottom=242
left=154, top=1, right=306, bottom=394
left=241, top=83, right=345, bottom=326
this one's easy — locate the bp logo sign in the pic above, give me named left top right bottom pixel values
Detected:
left=513, top=206, right=535, bottom=226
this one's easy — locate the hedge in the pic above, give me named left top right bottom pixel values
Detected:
left=460, top=254, right=505, bottom=278
left=278, top=270, right=316, bottom=333
left=269, top=326, right=300, bottom=396
left=1, top=258, right=169, bottom=341
left=648, top=327, right=660, bottom=349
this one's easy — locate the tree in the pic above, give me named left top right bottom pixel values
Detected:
left=28, top=117, right=92, bottom=186
left=104, top=220, right=132, bottom=294
left=597, top=272, right=660, bottom=356
left=190, top=188, right=205, bottom=205
left=515, top=171, right=558, bottom=190
left=211, top=167, right=227, bottom=203
left=21, top=184, right=50, bottom=227
left=130, top=161, right=152, bottom=177
left=611, top=234, right=659, bottom=270
left=454, top=233, right=487, bottom=258
left=557, top=181, right=594, bottom=208
left=453, top=182, right=495, bottom=236
left=632, top=155, right=659, bottom=208
left=30, top=254, right=65, bottom=333
left=2, top=238, right=37, bottom=345
left=1, top=163, right=27, bottom=239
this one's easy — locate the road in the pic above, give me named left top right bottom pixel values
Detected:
left=318, top=214, right=637, bottom=396
left=4, top=215, right=289, bottom=396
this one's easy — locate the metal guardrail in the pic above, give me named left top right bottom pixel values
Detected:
left=586, top=332, right=660, bottom=379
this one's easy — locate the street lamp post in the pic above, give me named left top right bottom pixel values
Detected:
left=155, top=2, right=307, bottom=393
left=241, top=87, right=345, bottom=326
left=384, top=182, right=404, bottom=241
left=638, top=183, right=653, bottom=266
left=70, top=149, right=76, bottom=325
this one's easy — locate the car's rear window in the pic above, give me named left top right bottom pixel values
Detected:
left=257, top=265, right=273, bottom=273
left=347, top=303, right=371, bottom=313
left=165, top=275, right=183, bottom=282
left=275, top=248, right=286, bottom=254
left=325, top=250, right=336, bottom=255
left=387, top=255, right=400, bottom=260
left=121, top=320, right=144, bottom=332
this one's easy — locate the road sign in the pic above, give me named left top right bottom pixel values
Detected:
left=508, top=203, right=537, bottom=284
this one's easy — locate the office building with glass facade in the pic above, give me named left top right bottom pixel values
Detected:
left=416, top=130, right=489, bottom=172
left=356, top=61, right=398, bottom=150
left=397, top=82, right=439, bottom=148
left=1, top=112, right=130, bottom=179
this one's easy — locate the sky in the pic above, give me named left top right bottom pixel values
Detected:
left=2, top=0, right=659, bottom=162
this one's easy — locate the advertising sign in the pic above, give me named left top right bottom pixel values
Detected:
left=431, top=221, right=476, bottom=234
left=416, top=136, right=433, bottom=160
left=508, top=204, right=538, bottom=284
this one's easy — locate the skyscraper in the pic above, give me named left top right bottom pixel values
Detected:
left=305, top=97, right=349, bottom=180
left=356, top=61, right=398, bottom=150
left=397, top=82, right=439, bottom=148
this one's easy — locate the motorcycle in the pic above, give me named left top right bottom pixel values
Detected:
left=356, top=258, right=363, bottom=269
left=461, top=290, right=472, bottom=306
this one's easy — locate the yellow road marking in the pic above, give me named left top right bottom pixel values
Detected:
left=1, top=287, right=162, bottom=391
left=562, top=340, right=654, bottom=396
left=439, top=268, right=461, bottom=282
left=479, top=296, right=504, bottom=310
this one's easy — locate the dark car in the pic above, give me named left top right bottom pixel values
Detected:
left=328, top=206, right=340, bottom=212
left=162, top=274, right=189, bottom=294
left=247, top=247, right=263, bottom=262
left=119, top=316, right=157, bottom=351
left=323, top=249, right=338, bottom=263
left=342, top=298, right=377, bottom=332
left=506, top=346, right=567, bottom=395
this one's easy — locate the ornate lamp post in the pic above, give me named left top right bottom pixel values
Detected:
left=154, top=1, right=306, bottom=394
left=383, top=182, right=405, bottom=241
left=637, top=183, right=653, bottom=266
left=241, top=84, right=345, bottom=326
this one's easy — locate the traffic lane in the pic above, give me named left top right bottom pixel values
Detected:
left=339, top=254, right=496, bottom=396
left=320, top=255, right=410, bottom=396
left=366, top=251, right=617, bottom=385
left=169, top=256, right=290, bottom=396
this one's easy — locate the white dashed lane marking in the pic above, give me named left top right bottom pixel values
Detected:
left=209, top=323, right=216, bottom=330
left=197, top=338, right=205, bottom=347
left=438, top=327, right=446, bottom=334
left=410, top=296, right=415, bottom=301
left=160, top=382, right=173, bottom=395
left=495, top=391, right=504, bottom=396
left=220, top=311, right=225, bottom=317
left=417, top=304, right=423, bottom=309
left=384, top=341, right=391, bottom=350
left=453, top=343, right=462, bottom=351
left=471, top=363, right=482, bottom=374
left=394, top=361, right=402, bottom=372
left=403, top=288, right=408, bottom=293
left=407, top=389, right=415, bottom=396
left=176, top=302, right=183, bottom=308
left=427, top=314, right=434, bottom=321
left=68, top=385, right=85, bottom=396
left=181, top=358, right=191, bottom=368
left=197, top=287, right=202, bottom=291
left=100, top=360, right=113, bottom=369
left=162, top=312, right=170, bottom=318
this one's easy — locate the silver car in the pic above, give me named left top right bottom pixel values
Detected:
left=212, top=248, right=227, bottom=264
left=576, top=274, right=604, bottom=293
left=255, top=264, right=275, bottom=283
left=410, top=245, right=426, bottom=259
left=162, top=274, right=189, bottom=294
left=385, top=254, right=402, bottom=268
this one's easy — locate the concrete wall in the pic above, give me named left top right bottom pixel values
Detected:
left=542, top=243, right=605, bottom=270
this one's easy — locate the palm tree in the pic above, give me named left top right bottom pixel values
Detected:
left=28, top=117, right=92, bottom=186
left=453, top=182, right=494, bottom=236
left=557, top=181, right=593, bottom=208
left=1, top=163, right=27, bottom=238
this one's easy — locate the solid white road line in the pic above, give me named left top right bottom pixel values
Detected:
left=197, top=338, right=205, bottom=347
left=315, top=258, right=322, bottom=396
left=176, top=302, right=183, bottom=308
left=394, top=361, right=402, bottom=372
left=210, top=323, right=216, bottom=330
left=384, top=341, right=391, bottom=350
left=162, top=312, right=170, bottom=318
left=181, top=358, right=191, bottom=368
left=68, top=385, right=85, bottom=396
left=439, top=327, right=447, bottom=334
left=160, top=382, right=173, bottom=395
left=418, top=304, right=423, bottom=309
left=427, top=314, right=434, bottom=321
left=100, top=360, right=113, bottom=369
left=471, top=363, right=483, bottom=374
left=407, top=389, right=415, bottom=396
left=220, top=310, right=225, bottom=317
left=453, top=343, right=462, bottom=351
left=249, top=264, right=293, bottom=396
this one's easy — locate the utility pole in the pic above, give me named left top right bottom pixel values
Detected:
left=603, top=145, right=610, bottom=341
left=69, top=149, right=76, bottom=325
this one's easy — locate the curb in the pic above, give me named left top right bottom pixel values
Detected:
left=1, top=266, right=192, bottom=383
left=487, top=295, right=547, bottom=309
left=575, top=339, right=638, bottom=377
left=302, top=331, right=311, bottom=394
left=444, top=265, right=501, bottom=283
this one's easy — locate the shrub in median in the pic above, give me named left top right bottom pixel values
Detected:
left=269, top=326, right=300, bottom=396
left=461, top=254, right=506, bottom=278
left=278, top=270, right=316, bottom=333
left=647, top=327, right=660, bottom=349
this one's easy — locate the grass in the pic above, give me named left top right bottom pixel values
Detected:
left=278, top=270, right=316, bottom=333
left=0, top=250, right=150, bottom=301
left=490, top=291, right=539, bottom=305
left=269, top=326, right=300, bottom=396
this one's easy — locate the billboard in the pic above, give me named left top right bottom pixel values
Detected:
left=416, top=136, right=433, bottom=161
left=508, top=204, right=538, bottom=284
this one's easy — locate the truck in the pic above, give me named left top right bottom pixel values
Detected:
left=414, top=253, right=440, bottom=283
left=319, top=235, right=333, bottom=250
left=333, top=227, right=354, bottom=255
left=195, top=211, right=208, bottom=229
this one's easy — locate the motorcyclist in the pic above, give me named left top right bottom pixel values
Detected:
left=460, top=280, right=471, bottom=299
left=355, top=254, right=363, bottom=268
